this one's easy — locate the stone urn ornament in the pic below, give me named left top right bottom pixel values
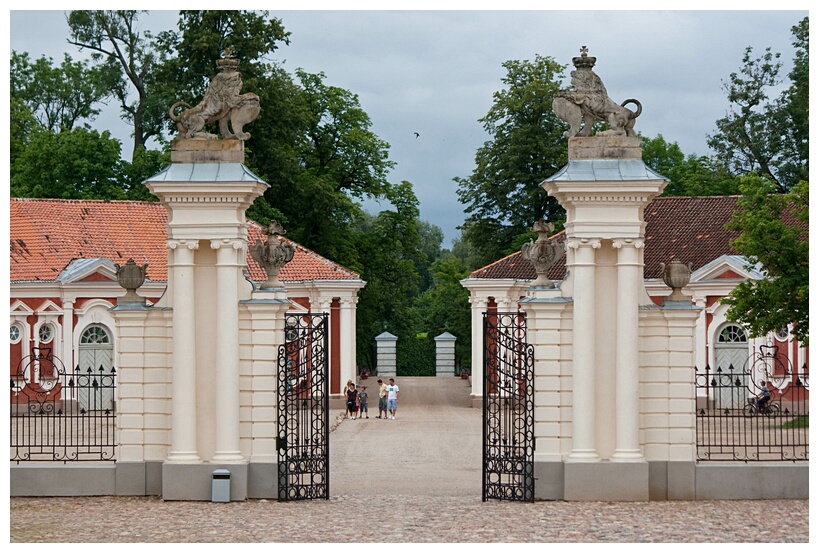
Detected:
left=659, top=259, right=692, bottom=302
left=250, top=220, right=295, bottom=290
left=115, top=259, right=148, bottom=305
left=520, top=219, right=565, bottom=288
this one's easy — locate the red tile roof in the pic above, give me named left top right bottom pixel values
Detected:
left=471, top=196, right=752, bottom=280
left=10, top=198, right=360, bottom=283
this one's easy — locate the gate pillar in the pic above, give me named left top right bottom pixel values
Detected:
left=539, top=134, right=667, bottom=501
left=144, top=137, right=268, bottom=501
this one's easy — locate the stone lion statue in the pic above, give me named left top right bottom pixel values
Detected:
left=169, top=56, right=260, bottom=141
left=552, top=47, right=641, bottom=138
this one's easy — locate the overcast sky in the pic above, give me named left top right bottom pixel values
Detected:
left=7, top=5, right=809, bottom=246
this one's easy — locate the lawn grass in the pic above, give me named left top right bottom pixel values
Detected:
left=781, top=415, right=809, bottom=429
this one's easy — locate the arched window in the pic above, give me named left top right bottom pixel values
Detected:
left=81, top=325, right=111, bottom=345
left=717, top=324, right=747, bottom=344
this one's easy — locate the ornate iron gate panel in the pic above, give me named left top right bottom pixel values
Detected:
left=482, top=312, right=535, bottom=501
left=11, top=347, right=117, bottom=463
left=696, top=344, right=809, bottom=462
left=277, top=313, right=329, bottom=500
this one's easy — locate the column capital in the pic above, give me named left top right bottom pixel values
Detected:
left=167, top=239, right=199, bottom=250
left=338, top=296, right=359, bottom=307
left=612, top=237, right=645, bottom=249
left=210, top=238, right=244, bottom=251
left=469, top=296, right=489, bottom=308
left=566, top=238, right=601, bottom=250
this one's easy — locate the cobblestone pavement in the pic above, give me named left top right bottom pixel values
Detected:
left=8, top=495, right=810, bottom=542
left=9, top=378, right=810, bottom=543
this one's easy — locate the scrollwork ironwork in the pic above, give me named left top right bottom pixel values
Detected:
left=483, top=312, right=535, bottom=502
left=277, top=313, right=329, bottom=500
left=10, top=347, right=116, bottom=463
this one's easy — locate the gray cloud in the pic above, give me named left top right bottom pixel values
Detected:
left=9, top=9, right=806, bottom=246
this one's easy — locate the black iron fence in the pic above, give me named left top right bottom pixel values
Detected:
left=10, top=347, right=116, bottom=463
left=696, top=345, right=808, bottom=462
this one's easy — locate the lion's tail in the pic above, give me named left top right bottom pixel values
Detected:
left=169, top=101, right=190, bottom=122
left=621, top=99, right=642, bottom=119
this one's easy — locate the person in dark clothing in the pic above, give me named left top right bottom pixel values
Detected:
left=346, top=384, right=359, bottom=419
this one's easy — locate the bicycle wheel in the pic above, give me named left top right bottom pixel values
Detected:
left=743, top=403, right=756, bottom=417
left=766, top=403, right=780, bottom=418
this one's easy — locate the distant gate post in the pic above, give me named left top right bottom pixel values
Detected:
left=375, top=332, right=397, bottom=377
left=434, top=332, right=457, bottom=377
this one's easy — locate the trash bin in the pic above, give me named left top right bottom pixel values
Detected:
left=212, top=469, right=231, bottom=502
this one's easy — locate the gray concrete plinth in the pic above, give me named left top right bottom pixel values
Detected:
left=162, top=462, right=249, bottom=501
left=564, top=460, right=649, bottom=501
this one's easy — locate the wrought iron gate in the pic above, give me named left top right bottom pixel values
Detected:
left=482, top=312, right=535, bottom=501
left=11, top=347, right=117, bottom=463
left=276, top=312, right=329, bottom=500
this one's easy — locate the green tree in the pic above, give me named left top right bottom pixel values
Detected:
left=707, top=17, right=809, bottom=192
left=11, top=127, right=127, bottom=199
left=353, top=182, right=425, bottom=372
left=10, top=97, right=40, bottom=166
left=67, top=10, right=166, bottom=159
left=407, top=254, right=473, bottom=372
left=455, top=55, right=568, bottom=270
left=10, top=51, right=118, bottom=132
left=642, top=134, right=740, bottom=196
left=721, top=177, right=808, bottom=344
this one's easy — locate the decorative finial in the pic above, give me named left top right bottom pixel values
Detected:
left=250, top=221, right=295, bottom=290
left=520, top=219, right=564, bottom=288
left=115, top=258, right=148, bottom=305
left=659, top=259, right=692, bottom=302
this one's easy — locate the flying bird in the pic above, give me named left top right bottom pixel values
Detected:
left=414, top=132, right=420, bottom=138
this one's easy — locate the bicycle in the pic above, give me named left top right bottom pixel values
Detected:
left=743, top=398, right=780, bottom=417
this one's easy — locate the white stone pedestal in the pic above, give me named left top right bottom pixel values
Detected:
left=375, top=331, right=397, bottom=377
left=434, top=332, right=457, bottom=377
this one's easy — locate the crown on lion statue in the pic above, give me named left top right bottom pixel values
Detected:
left=572, top=45, right=596, bottom=70
left=216, top=48, right=240, bottom=72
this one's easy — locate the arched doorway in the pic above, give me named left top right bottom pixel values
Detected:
left=77, top=324, right=114, bottom=411
left=714, top=323, right=749, bottom=409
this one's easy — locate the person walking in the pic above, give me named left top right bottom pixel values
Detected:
left=358, top=385, right=369, bottom=419
left=386, top=378, right=399, bottom=419
left=377, top=379, right=388, bottom=419
left=346, top=383, right=359, bottom=419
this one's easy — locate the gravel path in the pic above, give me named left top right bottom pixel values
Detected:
left=9, top=377, right=809, bottom=542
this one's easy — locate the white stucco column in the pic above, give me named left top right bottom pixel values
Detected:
left=339, top=297, right=356, bottom=385
left=167, top=240, right=201, bottom=463
left=567, top=238, right=600, bottom=461
left=470, top=296, right=488, bottom=400
left=61, top=299, right=74, bottom=373
left=612, top=238, right=644, bottom=460
left=211, top=238, right=245, bottom=462
left=692, top=295, right=708, bottom=372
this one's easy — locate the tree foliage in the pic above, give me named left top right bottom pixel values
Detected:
left=721, top=177, right=808, bottom=344
left=67, top=10, right=168, bottom=159
left=11, top=127, right=126, bottom=199
left=10, top=51, right=118, bottom=132
left=642, top=134, right=740, bottom=196
left=707, top=16, right=809, bottom=192
left=455, top=55, right=568, bottom=270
